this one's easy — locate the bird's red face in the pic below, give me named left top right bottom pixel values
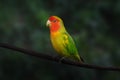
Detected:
left=46, top=16, right=61, bottom=32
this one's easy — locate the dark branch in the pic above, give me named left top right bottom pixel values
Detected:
left=0, top=43, right=120, bottom=71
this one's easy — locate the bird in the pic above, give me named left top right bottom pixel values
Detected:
left=46, top=16, right=84, bottom=62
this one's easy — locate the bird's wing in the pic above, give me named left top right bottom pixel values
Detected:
left=62, top=32, right=78, bottom=55
left=62, top=32, right=84, bottom=62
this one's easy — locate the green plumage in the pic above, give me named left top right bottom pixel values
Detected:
left=62, top=32, right=80, bottom=61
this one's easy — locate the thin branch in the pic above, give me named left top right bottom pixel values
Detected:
left=0, top=43, right=120, bottom=71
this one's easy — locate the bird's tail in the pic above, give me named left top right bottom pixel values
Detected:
left=80, top=56, right=84, bottom=62
left=74, top=54, right=84, bottom=63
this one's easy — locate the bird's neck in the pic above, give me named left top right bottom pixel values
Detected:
left=50, top=24, right=60, bottom=32
left=50, top=23, right=66, bottom=33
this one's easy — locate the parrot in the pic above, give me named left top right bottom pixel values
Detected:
left=46, top=16, right=84, bottom=62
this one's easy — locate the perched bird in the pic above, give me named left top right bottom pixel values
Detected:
left=46, top=16, right=83, bottom=62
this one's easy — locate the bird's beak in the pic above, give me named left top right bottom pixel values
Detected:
left=46, top=20, right=51, bottom=27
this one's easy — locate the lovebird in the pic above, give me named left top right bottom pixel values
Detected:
left=46, top=16, right=84, bottom=62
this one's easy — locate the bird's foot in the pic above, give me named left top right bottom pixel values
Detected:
left=58, top=57, right=66, bottom=63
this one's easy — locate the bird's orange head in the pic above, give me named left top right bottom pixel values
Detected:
left=46, top=16, right=63, bottom=32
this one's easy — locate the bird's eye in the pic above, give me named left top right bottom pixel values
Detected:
left=52, top=20, right=57, bottom=23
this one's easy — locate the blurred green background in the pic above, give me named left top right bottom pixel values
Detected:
left=0, top=0, right=120, bottom=80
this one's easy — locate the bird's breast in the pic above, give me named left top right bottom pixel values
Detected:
left=50, top=32, right=64, bottom=54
